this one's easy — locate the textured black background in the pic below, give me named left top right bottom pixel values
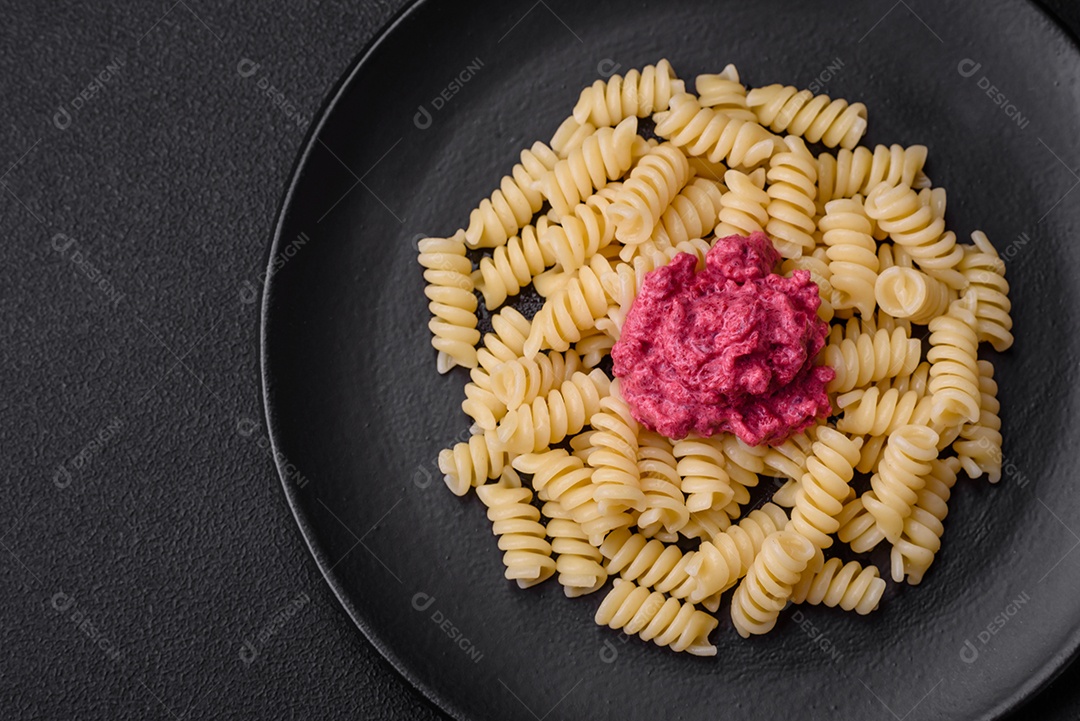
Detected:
left=2, top=1, right=1078, bottom=719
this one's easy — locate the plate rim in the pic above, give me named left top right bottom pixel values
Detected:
left=258, top=1, right=471, bottom=718
left=258, top=1, right=1080, bottom=719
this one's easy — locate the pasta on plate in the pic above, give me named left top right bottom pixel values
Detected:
left=417, top=59, right=1013, bottom=654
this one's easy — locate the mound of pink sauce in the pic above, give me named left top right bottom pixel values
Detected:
left=611, top=232, right=834, bottom=446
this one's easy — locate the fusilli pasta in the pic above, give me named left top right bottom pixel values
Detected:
left=573, top=59, right=684, bottom=127
left=418, top=230, right=480, bottom=372
left=819, top=197, right=879, bottom=317
left=959, top=230, right=1013, bottom=351
left=600, top=528, right=697, bottom=599
left=865, top=181, right=965, bottom=289
left=465, top=141, right=559, bottom=248
left=694, top=64, right=755, bottom=120
left=654, top=93, right=778, bottom=169
left=636, top=432, right=691, bottom=537
left=730, top=530, right=816, bottom=637
left=688, top=502, right=790, bottom=606
left=764, top=135, right=818, bottom=258
left=953, top=360, right=1003, bottom=483
left=475, top=217, right=555, bottom=309
left=608, top=142, right=691, bottom=245
left=874, top=266, right=953, bottom=325
left=595, top=578, right=718, bottom=656
left=927, top=293, right=982, bottom=426
left=747, top=84, right=867, bottom=149
left=544, top=500, right=608, bottom=596
left=588, top=383, right=646, bottom=514
left=787, top=426, right=863, bottom=550
left=715, top=168, right=770, bottom=238
left=889, top=456, right=962, bottom=584
left=673, top=436, right=735, bottom=513
left=791, top=558, right=886, bottom=614
left=817, top=144, right=929, bottom=205
left=541, top=117, right=639, bottom=218
left=496, top=369, right=611, bottom=453
left=646, top=177, right=725, bottom=251
left=863, top=424, right=941, bottom=543
left=823, top=325, right=922, bottom=393
left=476, top=482, right=556, bottom=587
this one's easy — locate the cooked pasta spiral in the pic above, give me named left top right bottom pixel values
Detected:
left=496, top=368, right=611, bottom=453
left=475, top=218, right=556, bottom=309
left=788, top=426, right=863, bottom=550
left=607, top=143, right=692, bottom=245
left=573, top=328, right=615, bottom=368
left=890, top=456, right=962, bottom=584
left=587, top=384, right=646, bottom=514
left=647, top=177, right=725, bottom=250
left=465, top=141, right=559, bottom=248
left=763, top=431, right=814, bottom=481
left=461, top=371, right=506, bottom=432
left=874, top=266, right=954, bottom=325
left=694, top=64, right=756, bottom=120
left=835, top=494, right=885, bottom=552
left=747, top=84, right=867, bottom=149
left=680, top=508, right=734, bottom=544
left=438, top=430, right=506, bottom=496
left=573, top=59, right=684, bottom=127
left=836, top=386, right=933, bottom=438
left=864, top=182, right=965, bottom=287
left=636, top=432, right=691, bottom=538
left=687, top=502, right=790, bottom=605
left=959, top=231, right=1013, bottom=351
left=954, top=360, right=1003, bottom=483
left=539, top=185, right=619, bottom=273
left=653, top=93, right=778, bottom=169
left=716, top=435, right=768, bottom=515
left=541, top=117, right=639, bottom=218
left=881, top=359, right=931, bottom=395
left=418, top=230, right=480, bottom=373
left=721, top=472, right=759, bottom=521
left=673, top=436, right=735, bottom=513
left=461, top=308, right=538, bottom=428
left=876, top=245, right=909, bottom=278
left=715, top=168, right=771, bottom=237
left=770, top=481, right=800, bottom=509
left=927, top=293, right=982, bottom=426
left=791, top=558, right=886, bottom=615
left=476, top=307, right=532, bottom=373
left=515, top=448, right=634, bottom=545
left=863, top=424, right=940, bottom=543
left=595, top=578, right=719, bottom=656
left=489, top=349, right=583, bottom=415
left=549, top=115, right=595, bottom=158
left=823, top=326, right=922, bottom=393
left=543, top=501, right=607, bottom=596
left=476, top=483, right=556, bottom=587
left=524, top=254, right=616, bottom=358
left=765, top=135, right=818, bottom=258
left=720, top=434, right=768, bottom=479
left=817, top=144, right=929, bottom=205
left=819, top=197, right=879, bottom=316
left=600, top=528, right=697, bottom=599
left=730, top=530, right=816, bottom=637
left=686, top=155, right=730, bottom=183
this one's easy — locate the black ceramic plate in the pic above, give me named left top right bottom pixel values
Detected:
left=262, top=1, right=1080, bottom=719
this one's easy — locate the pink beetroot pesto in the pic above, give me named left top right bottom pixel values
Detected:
left=611, top=232, right=835, bottom=446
